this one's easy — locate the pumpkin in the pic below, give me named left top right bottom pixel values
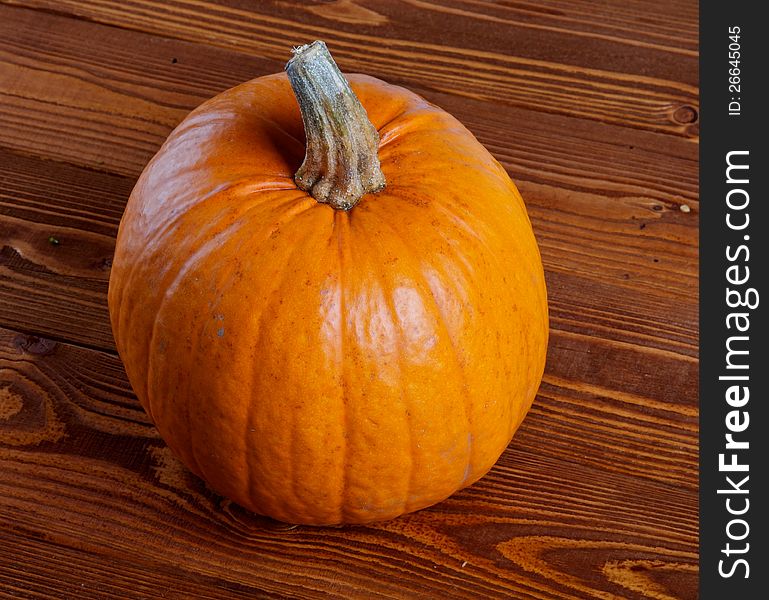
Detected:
left=108, top=41, right=548, bottom=525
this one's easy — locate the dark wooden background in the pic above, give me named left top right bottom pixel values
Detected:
left=0, top=1, right=698, bottom=598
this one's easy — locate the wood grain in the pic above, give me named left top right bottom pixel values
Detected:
left=1, top=327, right=696, bottom=599
left=0, top=0, right=698, bottom=597
left=4, top=0, right=698, bottom=135
left=0, top=148, right=121, bottom=349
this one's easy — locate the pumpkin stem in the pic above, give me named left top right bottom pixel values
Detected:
left=286, top=41, right=385, bottom=211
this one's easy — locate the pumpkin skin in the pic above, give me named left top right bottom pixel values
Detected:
left=108, top=72, right=548, bottom=525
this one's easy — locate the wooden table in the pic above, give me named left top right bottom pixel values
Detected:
left=0, top=1, right=698, bottom=598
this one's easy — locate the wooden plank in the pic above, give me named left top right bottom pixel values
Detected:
left=3, top=0, right=699, bottom=136
left=0, top=4, right=699, bottom=190
left=0, top=325, right=696, bottom=598
left=0, top=148, right=127, bottom=237
left=0, top=4, right=278, bottom=176
left=0, top=532, right=278, bottom=600
left=0, top=148, right=122, bottom=350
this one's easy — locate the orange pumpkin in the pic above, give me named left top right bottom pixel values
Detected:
left=108, top=41, right=548, bottom=525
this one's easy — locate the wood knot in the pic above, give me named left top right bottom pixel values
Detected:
left=13, top=334, right=57, bottom=356
left=0, top=386, right=24, bottom=421
left=672, top=105, right=698, bottom=124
